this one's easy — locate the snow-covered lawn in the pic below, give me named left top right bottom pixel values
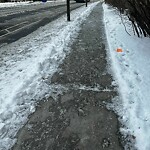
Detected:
left=103, top=3, right=150, bottom=150
left=0, top=2, right=98, bottom=150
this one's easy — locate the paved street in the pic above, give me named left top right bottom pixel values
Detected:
left=0, top=1, right=84, bottom=46
left=12, top=3, right=123, bottom=150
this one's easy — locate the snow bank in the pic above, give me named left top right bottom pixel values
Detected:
left=0, top=2, right=99, bottom=149
left=0, top=1, right=65, bottom=8
left=103, top=3, right=150, bottom=150
left=0, top=2, right=38, bottom=8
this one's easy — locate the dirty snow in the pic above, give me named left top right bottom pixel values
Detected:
left=0, top=1, right=67, bottom=17
left=0, top=1, right=43, bottom=8
left=0, top=2, right=99, bottom=149
left=0, top=1, right=65, bottom=8
left=103, top=3, right=150, bottom=150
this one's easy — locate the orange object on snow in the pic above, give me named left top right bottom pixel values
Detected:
left=116, top=48, right=123, bottom=52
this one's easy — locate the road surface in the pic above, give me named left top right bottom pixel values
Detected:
left=0, top=1, right=84, bottom=47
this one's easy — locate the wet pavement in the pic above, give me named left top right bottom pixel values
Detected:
left=12, top=3, right=123, bottom=150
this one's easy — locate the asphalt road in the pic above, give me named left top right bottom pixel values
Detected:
left=0, top=1, right=84, bottom=47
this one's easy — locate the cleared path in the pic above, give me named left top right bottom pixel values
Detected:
left=12, top=3, right=123, bottom=150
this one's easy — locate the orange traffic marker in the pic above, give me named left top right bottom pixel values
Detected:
left=116, top=48, right=123, bottom=52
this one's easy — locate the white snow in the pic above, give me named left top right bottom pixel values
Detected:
left=103, top=3, right=150, bottom=150
left=0, top=2, right=99, bottom=150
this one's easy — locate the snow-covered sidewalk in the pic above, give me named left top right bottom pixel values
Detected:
left=103, top=3, right=150, bottom=150
left=0, top=2, right=98, bottom=149
left=1, top=1, right=150, bottom=149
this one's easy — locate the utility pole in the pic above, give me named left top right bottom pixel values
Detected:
left=67, top=0, right=70, bottom=21
left=86, top=0, right=87, bottom=7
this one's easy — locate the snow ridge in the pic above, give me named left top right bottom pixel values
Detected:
left=103, top=3, right=150, bottom=150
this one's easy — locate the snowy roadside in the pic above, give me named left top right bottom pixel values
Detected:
left=0, top=1, right=70, bottom=19
left=0, top=2, right=99, bottom=150
left=0, top=1, right=46, bottom=8
left=0, top=1, right=65, bottom=8
left=103, top=3, right=150, bottom=150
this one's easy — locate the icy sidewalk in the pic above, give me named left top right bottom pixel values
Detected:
left=12, top=3, right=123, bottom=150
